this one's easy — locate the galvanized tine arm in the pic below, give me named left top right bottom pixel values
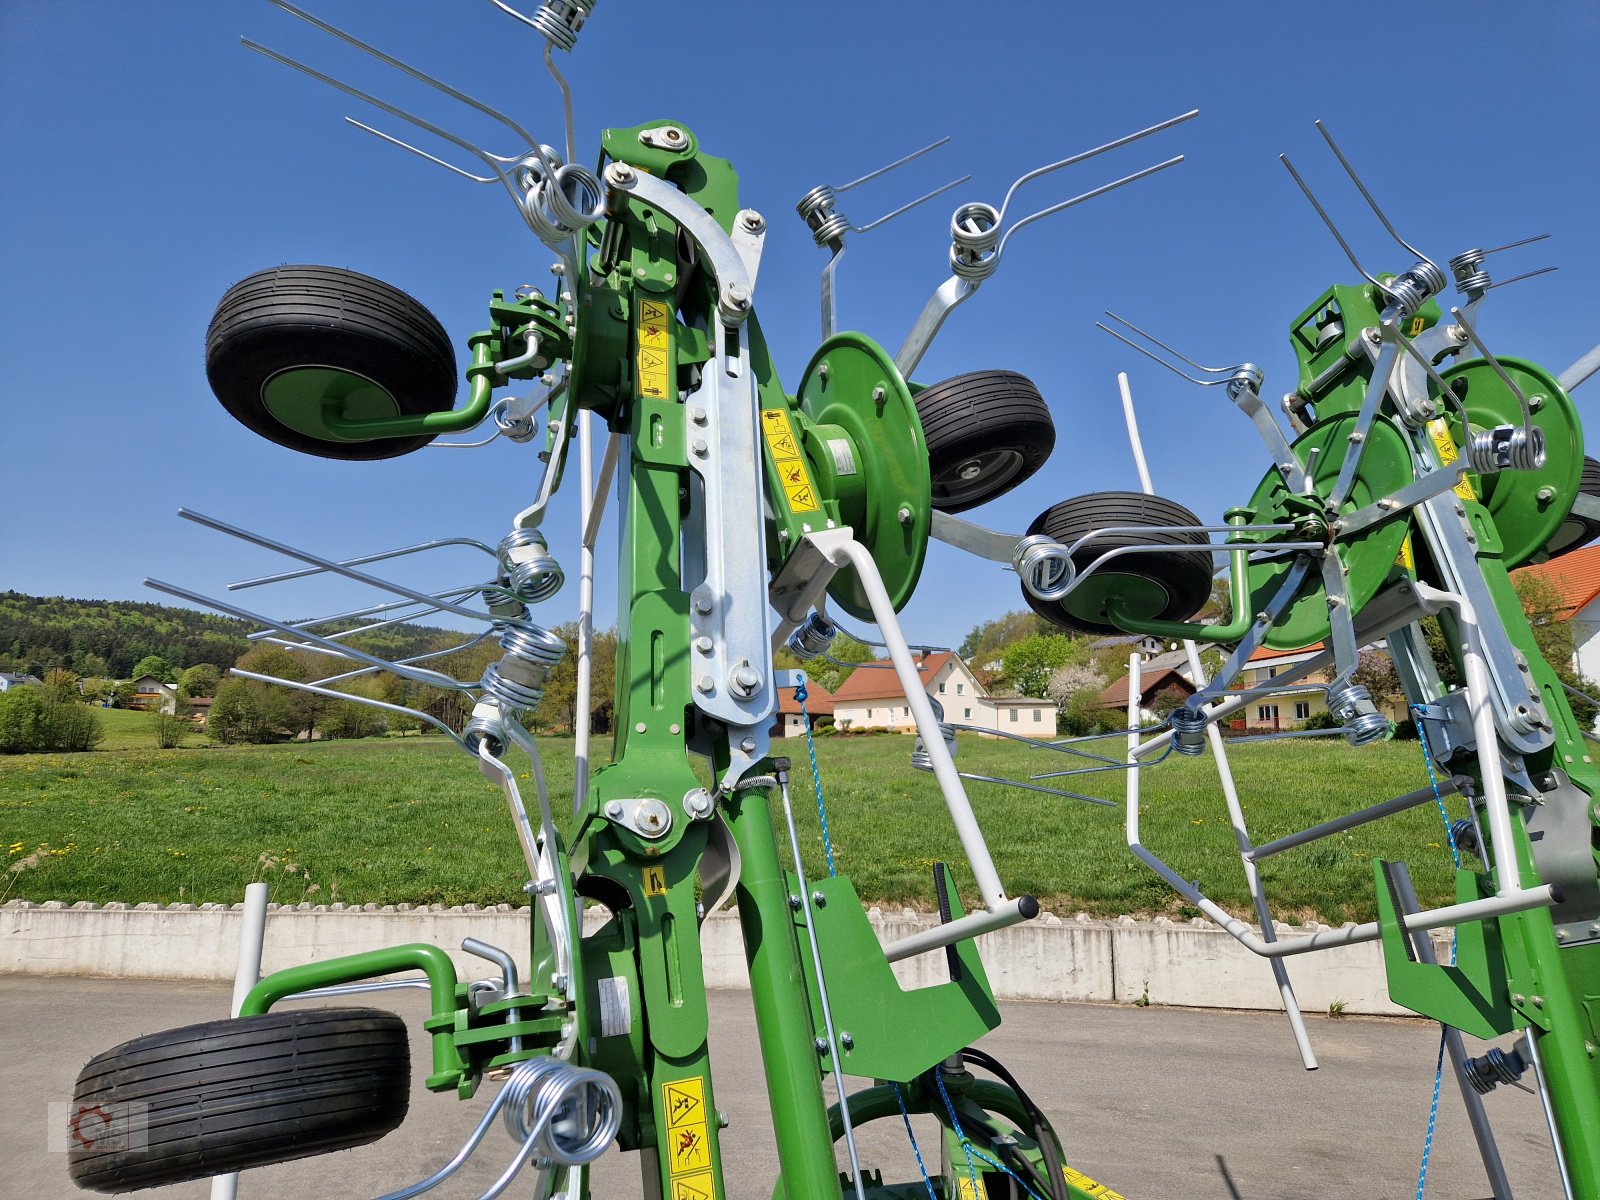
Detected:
left=229, top=537, right=499, bottom=591
left=994, top=155, right=1185, bottom=260
left=245, top=587, right=489, bottom=644
left=344, top=119, right=497, bottom=184
left=1279, top=154, right=1387, bottom=294
left=231, top=667, right=471, bottom=751
left=1313, top=120, right=1436, bottom=268
left=1451, top=305, right=1538, bottom=432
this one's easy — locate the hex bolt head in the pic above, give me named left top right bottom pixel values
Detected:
left=689, top=406, right=708, bottom=425
left=1536, top=486, right=1555, bottom=502
left=605, top=801, right=623, bottom=819
left=871, top=385, right=886, bottom=402
left=691, top=438, right=709, bottom=457
left=897, top=506, right=913, bottom=526
left=811, top=890, right=827, bottom=908
left=818, top=362, right=830, bottom=382
left=813, top=1037, right=829, bottom=1053
left=695, top=636, right=714, bottom=654
left=788, top=894, right=803, bottom=911
left=740, top=736, right=757, bottom=753
left=694, top=595, right=714, bottom=615
left=695, top=675, right=716, bottom=694
left=839, top=1032, right=853, bottom=1049
left=1529, top=393, right=1545, bottom=411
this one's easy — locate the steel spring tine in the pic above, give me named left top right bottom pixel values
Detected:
left=838, top=136, right=953, bottom=192
left=231, top=668, right=470, bottom=751
left=1096, top=322, right=1232, bottom=387
left=542, top=41, right=577, bottom=165
left=1485, top=265, right=1560, bottom=292
left=942, top=721, right=1125, bottom=766
left=957, top=770, right=1116, bottom=806
left=264, top=0, right=556, bottom=172
left=247, top=587, right=488, bottom=642
left=1313, top=120, right=1437, bottom=270
left=344, top=118, right=498, bottom=183
left=852, top=174, right=971, bottom=235
left=1029, top=759, right=1149, bottom=780
left=996, top=155, right=1184, bottom=261
left=147, top=577, right=468, bottom=693
left=184, top=510, right=505, bottom=627
left=240, top=39, right=533, bottom=219
left=1103, top=310, right=1233, bottom=374
left=1279, top=153, right=1387, bottom=294
left=1451, top=306, right=1537, bottom=431
left=311, top=629, right=499, bottom=689
left=995, top=109, right=1198, bottom=225
left=233, top=538, right=498, bottom=590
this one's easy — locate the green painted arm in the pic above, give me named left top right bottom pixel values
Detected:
left=323, top=333, right=499, bottom=439
left=1107, top=511, right=1253, bottom=644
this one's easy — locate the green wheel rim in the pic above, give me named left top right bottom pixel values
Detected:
left=262, top=367, right=403, bottom=443
left=1437, top=356, right=1583, bottom=567
left=1245, top=413, right=1415, bottom=650
left=797, top=334, right=930, bottom=619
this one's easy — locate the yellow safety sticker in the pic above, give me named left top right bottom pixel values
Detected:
left=759, top=408, right=820, bottom=513
left=1426, top=419, right=1477, bottom=502
left=643, top=864, right=668, bottom=896
left=1063, top=1164, right=1127, bottom=1199
left=662, top=1076, right=712, bottom=1176
left=636, top=298, right=671, bottom=399
left=1395, top=533, right=1416, bottom=572
left=953, top=1177, right=979, bottom=1200
left=670, top=1172, right=715, bottom=1200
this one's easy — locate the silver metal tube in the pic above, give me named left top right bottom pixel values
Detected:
left=881, top=898, right=1036, bottom=963
left=1247, top=779, right=1462, bottom=861
left=212, top=881, right=269, bottom=1200
left=826, top=538, right=1007, bottom=909
left=1558, top=341, right=1600, bottom=393
left=1523, top=1028, right=1577, bottom=1200
left=229, top=537, right=496, bottom=590
left=573, top=411, right=596, bottom=816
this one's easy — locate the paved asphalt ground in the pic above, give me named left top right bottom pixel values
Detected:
left=0, top=976, right=1564, bottom=1199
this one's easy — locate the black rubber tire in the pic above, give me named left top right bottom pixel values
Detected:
left=1022, top=491, right=1212, bottom=635
left=205, top=265, right=457, bottom=460
left=914, top=370, right=1055, bottom=513
left=69, top=1007, right=409, bottom=1193
left=1546, top=456, right=1600, bottom=558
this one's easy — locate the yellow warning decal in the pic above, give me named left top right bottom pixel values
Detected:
left=670, top=1172, right=715, bottom=1200
left=661, top=1076, right=712, bottom=1177
left=954, top=1177, right=979, bottom=1200
left=643, top=864, right=668, bottom=896
left=636, top=298, right=671, bottom=399
left=1395, top=533, right=1416, bottom=573
left=1426, top=419, right=1477, bottom=502
left=760, top=407, right=820, bottom=513
left=1063, top=1165, right=1127, bottom=1199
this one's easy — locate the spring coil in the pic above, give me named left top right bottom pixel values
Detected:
left=1461, top=1046, right=1528, bottom=1096
left=518, top=147, right=603, bottom=246
left=465, top=620, right=567, bottom=754
left=795, top=184, right=851, bottom=247
left=1466, top=424, right=1545, bottom=474
left=1449, top=248, right=1491, bottom=298
left=1326, top=682, right=1389, bottom=747
left=1013, top=535, right=1075, bottom=603
left=1380, top=260, right=1447, bottom=319
left=499, top=529, right=565, bottom=604
left=1169, top=706, right=1209, bottom=757
left=786, top=612, right=838, bottom=662
left=911, top=722, right=958, bottom=771
left=524, top=0, right=596, bottom=52
left=949, top=202, right=1002, bottom=282
left=501, top=1055, right=622, bottom=1166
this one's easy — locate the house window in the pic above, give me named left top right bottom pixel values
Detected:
left=1033, top=709, right=1042, bottom=721
left=902, top=707, right=910, bottom=717
left=1294, top=701, right=1311, bottom=720
left=1009, top=708, right=1019, bottom=723
left=866, top=708, right=873, bottom=721
left=1256, top=704, right=1278, bottom=722
left=956, top=683, right=964, bottom=695
left=964, top=708, right=972, bottom=720
left=938, top=682, right=946, bottom=694
left=1267, top=666, right=1280, bottom=678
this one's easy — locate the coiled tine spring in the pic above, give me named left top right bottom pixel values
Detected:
left=796, top=137, right=965, bottom=249
left=1446, top=241, right=1557, bottom=303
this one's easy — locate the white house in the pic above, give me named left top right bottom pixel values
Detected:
left=131, top=674, right=180, bottom=715
left=0, top=672, right=42, bottom=692
left=830, top=652, right=1057, bottom=737
left=1514, top=545, right=1600, bottom=722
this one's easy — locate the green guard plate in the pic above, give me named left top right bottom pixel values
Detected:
left=262, top=366, right=401, bottom=442
left=1245, top=413, right=1415, bottom=650
left=797, top=333, right=931, bottom=619
left=1437, top=356, right=1582, bottom=568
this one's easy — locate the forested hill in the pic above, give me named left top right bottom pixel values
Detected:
left=0, top=591, right=457, bottom=680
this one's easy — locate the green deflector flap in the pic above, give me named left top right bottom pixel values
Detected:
left=1375, top=860, right=1514, bottom=1039
left=791, top=874, right=999, bottom=1083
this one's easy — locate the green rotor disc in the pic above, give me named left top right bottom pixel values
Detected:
left=796, top=333, right=931, bottom=619
left=262, top=367, right=402, bottom=443
left=1245, top=413, right=1415, bottom=650
left=1436, top=356, right=1582, bottom=567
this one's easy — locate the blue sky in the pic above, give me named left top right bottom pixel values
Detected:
left=2, top=1, right=1597, bottom=653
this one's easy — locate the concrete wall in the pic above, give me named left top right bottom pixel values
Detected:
left=1, top=899, right=1447, bottom=1017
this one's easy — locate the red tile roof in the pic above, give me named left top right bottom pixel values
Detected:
left=1246, top=641, right=1325, bottom=662
left=776, top=679, right=834, bottom=715
left=829, top=651, right=957, bottom=703
left=1514, top=544, right=1600, bottom=621
left=1099, top=668, right=1193, bottom=709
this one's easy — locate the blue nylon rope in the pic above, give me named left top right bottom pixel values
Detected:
left=1410, top=704, right=1463, bottom=1199
left=795, top=682, right=837, bottom=877
left=934, top=1070, right=982, bottom=1195
left=892, top=1082, right=938, bottom=1200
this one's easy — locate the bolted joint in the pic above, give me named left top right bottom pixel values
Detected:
left=728, top=660, right=763, bottom=699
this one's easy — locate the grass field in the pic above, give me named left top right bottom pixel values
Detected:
left=92, top=707, right=201, bottom=751
left=0, top=732, right=1465, bottom=922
